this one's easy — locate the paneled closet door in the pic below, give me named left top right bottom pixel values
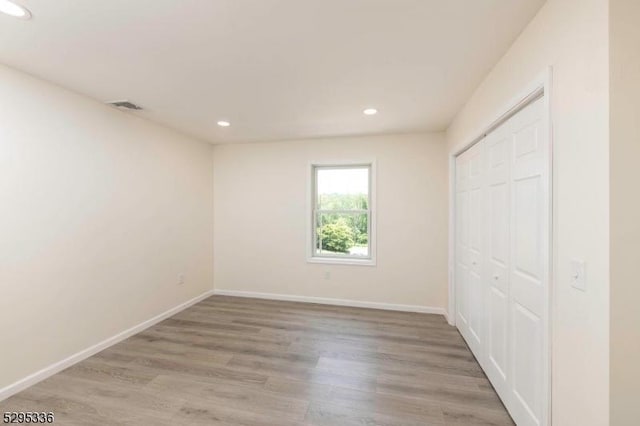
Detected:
left=484, top=121, right=511, bottom=401
left=466, top=141, right=485, bottom=355
left=455, top=142, right=485, bottom=355
left=454, top=149, right=471, bottom=340
left=508, top=97, right=548, bottom=426
left=455, top=95, right=549, bottom=426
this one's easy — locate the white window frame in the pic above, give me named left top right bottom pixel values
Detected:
left=307, top=161, right=376, bottom=266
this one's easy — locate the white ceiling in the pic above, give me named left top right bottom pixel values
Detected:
left=0, top=0, right=544, bottom=144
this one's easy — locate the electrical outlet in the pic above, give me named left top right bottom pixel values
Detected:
left=178, top=273, right=185, bottom=285
left=324, top=271, right=331, bottom=280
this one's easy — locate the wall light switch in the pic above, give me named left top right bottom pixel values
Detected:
left=570, top=259, right=586, bottom=291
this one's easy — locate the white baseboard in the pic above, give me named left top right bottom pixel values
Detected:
left=213, top=289, right=449, bottom=319
left=0, top=289, right=215, bottom=402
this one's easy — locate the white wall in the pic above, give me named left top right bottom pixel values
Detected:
left=446, top=0, right=609, bottom=424
left=0, top=65, right=214, bottom=392
left=213, top=133, right=448, bottom=311
left=610, top=0, right=640, bottom=424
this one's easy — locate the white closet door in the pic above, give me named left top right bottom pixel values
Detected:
left=455, top=141, right=485, bottom=354
left=466, top=142, right=485, bottom=354
left=455, top=149, right=470, bottom=338
left=508, top=97, right=548, bottom=426
left=454, top=95, right=549, bottom=426
left=484, top=120, right=511, bottom=400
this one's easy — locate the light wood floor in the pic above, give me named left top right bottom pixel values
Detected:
left=0, top=296, right=514, bottom=425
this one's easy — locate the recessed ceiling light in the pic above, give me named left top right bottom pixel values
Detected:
left=0, top=0, right=31, bottom=19
left=217, top=120, right=231, bottom=127
left=363, top=108, right=378, bottom=116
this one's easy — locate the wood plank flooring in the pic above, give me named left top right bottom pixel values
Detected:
left=0, top=296, right=514, bottom=425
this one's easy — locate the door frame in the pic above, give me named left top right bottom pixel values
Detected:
left=447, top=67, right=554, bottom=424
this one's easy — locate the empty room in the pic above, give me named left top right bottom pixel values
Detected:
left=0, top=0, right=637, bottom=425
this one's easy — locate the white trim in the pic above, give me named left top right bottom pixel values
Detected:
left=447, top=152, right=457, bottom=326
left=448, top=67, right=553, bottom=426
left=213, top=289, right=448, bottom=319
left=449, top=68, right=552, bottom=156
left=0, top=289, right=215, bottom=402
left=306, top=257, right=376, bottom=266
left=543, top=67, right=554, bottom=426
left=306, top=160, right=377, bottom=266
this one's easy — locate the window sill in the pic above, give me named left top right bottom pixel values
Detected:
left=307, top=257, right=376, bottom=267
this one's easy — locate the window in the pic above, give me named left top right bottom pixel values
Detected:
left=309, top=163, right=375, bottom=265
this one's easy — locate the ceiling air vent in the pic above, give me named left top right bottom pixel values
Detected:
left=106, top=100, right=143, bottom=110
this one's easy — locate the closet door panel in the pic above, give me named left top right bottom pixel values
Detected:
left=466, top=143, right=485, bottom=351
left=509, top=97, right=546, bottom=426
left=485, top=126, right=511, bottom=395
left=455, top=95, right=549, bottom=426
left=455, top=154, right=470, bottom=332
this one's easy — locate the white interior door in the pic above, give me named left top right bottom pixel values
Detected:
left=484, top=120, right=511, bottom=400
left=507, top=97, right=549, bottom=426
left=466, top=142, right=485, bottom=355
left=455, top=148, right=470, bottom=339
left=454, top=95, right=549, bottom=426
left=455, top=141, right=485, bottom=354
